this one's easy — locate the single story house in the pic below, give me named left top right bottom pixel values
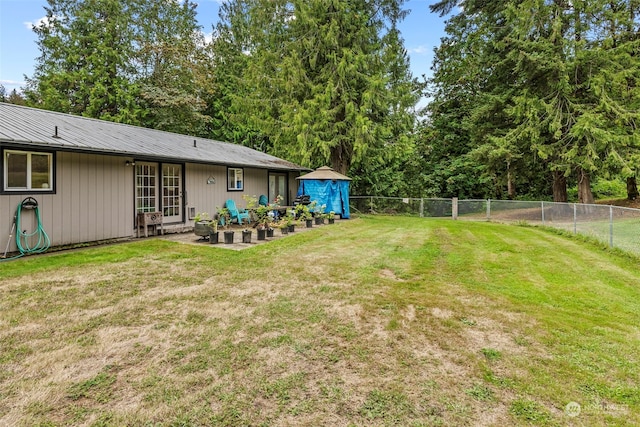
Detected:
left=0, top=103, right=307, bottom=252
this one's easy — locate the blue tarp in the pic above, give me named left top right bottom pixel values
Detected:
left=297, top=180, right=350, bottom=219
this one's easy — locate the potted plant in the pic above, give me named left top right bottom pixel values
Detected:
left=265, top=212, right=275, bottom=237
left=259, top=213, right=275, bottom=239
left=253, top=197, right=273, bottom=240
left=328, top=211, right=336, bottom=224
left=208, top=217, right=219, bottom=244
left=286, top=210, right=297, bottom=232
left=267, top=195, right=284, bottom=236
left=279, top=213, right=293, bottom=234
left=296, top=203, right=313, bottom=228
left=256, top=225, right=267, bottom=241
left=193, top=212, right=215, bottom=239
left=242, top=228, right=252, bottom=243
left=314, top=203, right=326, bottom=225
left=218, top=206, right=234, bottom=244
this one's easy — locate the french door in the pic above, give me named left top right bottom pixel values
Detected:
left=269, top=172, right=288, bottom=205
left=162, top=164, right=182, bottom=222
left=135, top=162, right=183, bottom=223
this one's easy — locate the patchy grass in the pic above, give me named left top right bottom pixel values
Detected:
left=1, top=216, right=639, bottom=426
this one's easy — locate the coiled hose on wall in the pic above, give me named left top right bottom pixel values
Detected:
left=1, top=197, right=50, bottom=261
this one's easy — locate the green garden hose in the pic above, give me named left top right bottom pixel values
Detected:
left=1, top=197, right=50, bottom=260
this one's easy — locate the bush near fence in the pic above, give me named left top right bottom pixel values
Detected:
left=350, top=196, right=640, bottom=256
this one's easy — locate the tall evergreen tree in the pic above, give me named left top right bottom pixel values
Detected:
left=426, top=0, right=640, bottom=202
left=24, top=0, right=141, bottom=122
left=134, top=0, right=209, bottom=134
left=219, top=0, right=418, bottom=177
left=502, top=0, right=640, bottom=203
left=348, top=2, right=422, bottom=195
left=423, top=2, right=503, bottom=199
left=24, top=0, right=207, bottom=130
left=205, top=0, right=269, bottom=148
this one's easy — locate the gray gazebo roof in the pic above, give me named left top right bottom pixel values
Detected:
left=0, top=103, right=303, bottom=171
left=296, top=166, right=352, bottom=181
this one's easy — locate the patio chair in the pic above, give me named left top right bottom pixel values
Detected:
left=258, top=194, right=268, bottom=206
left=225, top=199, right=250, bottom=225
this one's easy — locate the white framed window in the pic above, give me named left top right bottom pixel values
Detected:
left=3, top=149, right=53, bottom=192
left=227, top=167, right=244, bottom=191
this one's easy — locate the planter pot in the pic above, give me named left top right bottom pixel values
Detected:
left=209, top=231, right=219, bottom=244
left=305, top=219, right=313, bottom=228
left=315, top=217, right=324, bottom=225
left=242, top=230, right=252, bottom=243
left=194, top=221, right=213, bottom=237
left=266, top=228, right=274, bottom=238
left=328, top=218, right=335, bottom=224
left=288, top=224, right=296, bottom=232
left=223, top=231, right=235, bottom=244
left=281, top=227, right=289, bottom=235
left=257, top=228, right=267, bottom=240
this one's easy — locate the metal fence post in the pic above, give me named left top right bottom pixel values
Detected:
left=452, top=197, right=458, bottom=220
left=420, top=198, right=424, bottom=218
left=486, top=199, right=491, bottom=220
left=541, top=201, right=545, bottom=225
left=609, top=205, right=614, bottom=248
left=573, top=203, right=577, bottom=234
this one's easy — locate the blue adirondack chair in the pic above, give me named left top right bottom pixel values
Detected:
left=258, top=194, right=268, bottom=206
left=225, top=199, right=250, bottom=225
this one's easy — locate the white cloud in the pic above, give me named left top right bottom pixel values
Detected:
left=203, top=31, right=214, bottom=45
left=1, top=80, right=25, bottom=92
left=408, top=45, right=430, bottom=55
left=24, top=15, right=54, bottom=30
left=1, top=79, right=24, bottom=86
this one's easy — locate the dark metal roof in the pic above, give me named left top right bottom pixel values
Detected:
left=0, top=103, right=305, bottom=171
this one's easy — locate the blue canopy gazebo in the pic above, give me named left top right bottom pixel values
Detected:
left=296, top=166, right=351, bottom=218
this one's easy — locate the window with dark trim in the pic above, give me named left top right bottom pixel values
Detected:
left=3, top=149, right=54, bottom=192
left=227, top=167, right=244, bottom=191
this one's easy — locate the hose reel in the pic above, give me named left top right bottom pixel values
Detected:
left=1, top=197, right=51, bottom=260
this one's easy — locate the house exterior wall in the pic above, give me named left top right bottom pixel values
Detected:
left=243, top=168, right=270, bottom=200
left=184, top=165, right=290, bottom=222
left=1, top=151, right=302, bottom=254
left=184, top=163, right=226, bottom=221
left=0, top=152, right=134, bottom=253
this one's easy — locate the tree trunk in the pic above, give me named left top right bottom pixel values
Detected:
left=330, top=143, right=351, bottom=176
left=506, top=161, right=516, bottom=199
left=552, top=170, right=568, bottom=202
left=577, top=168, right=594, bottom=204
left=627, top=177, right=639, bottom=200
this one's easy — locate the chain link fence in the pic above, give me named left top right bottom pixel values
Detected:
left=350, top=196, right=640, bottom=255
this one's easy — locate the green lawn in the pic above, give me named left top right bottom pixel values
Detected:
left=1, top=216, right=639, bottom=426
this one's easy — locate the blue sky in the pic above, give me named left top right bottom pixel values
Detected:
left=0, top=0, right=448, bottom=95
